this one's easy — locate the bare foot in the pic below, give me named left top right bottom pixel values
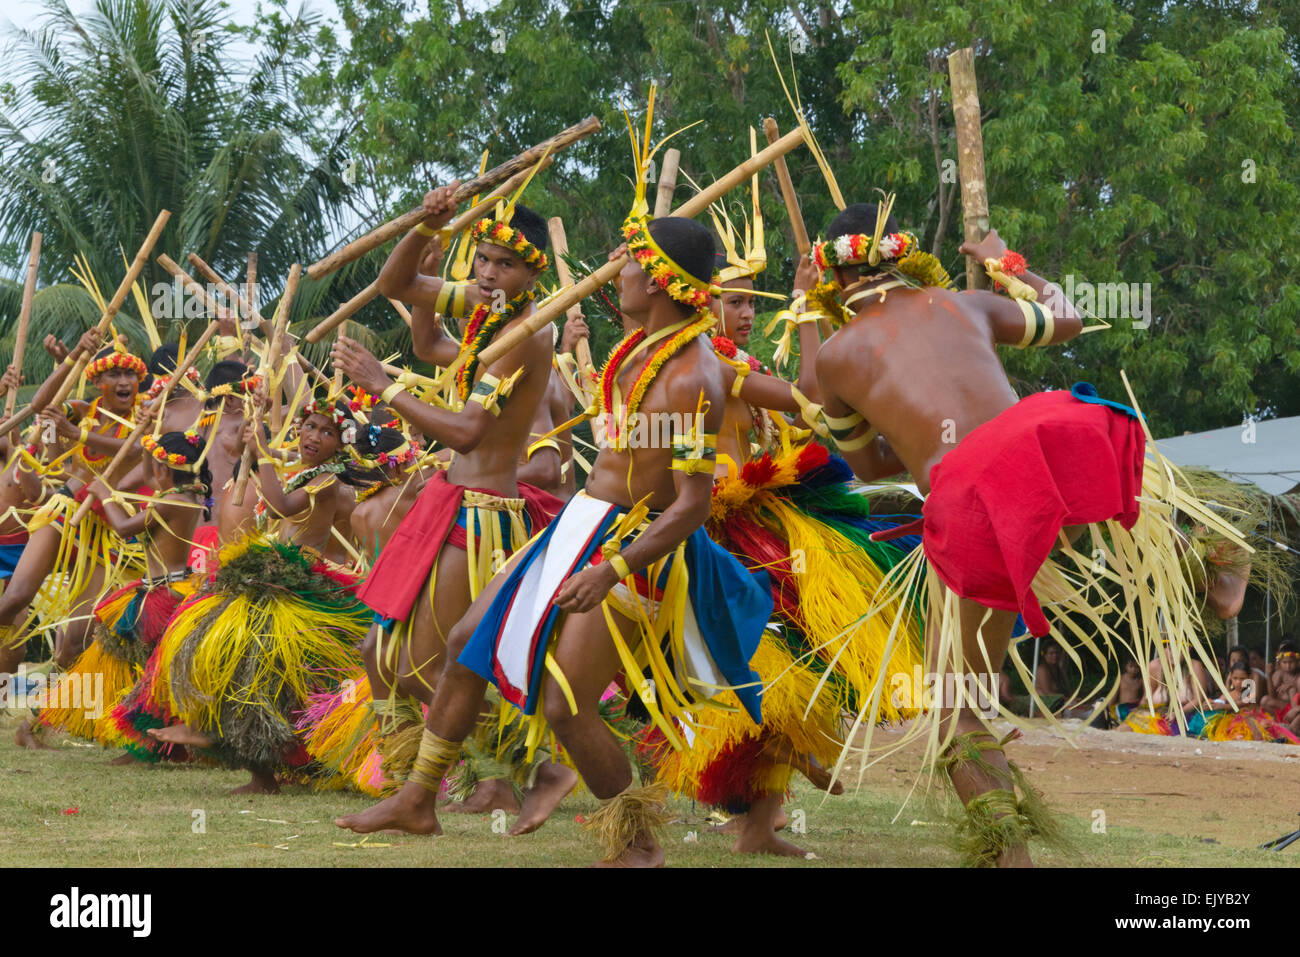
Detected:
left=230, top=767, right=280, bottom=795
left=509, top=761, right=578, bottom=835
left=444, top=778, right=520, bottom=815
left=732, top=829, right=810, bottom=857
left=591, top=837, right=665, bottom=868
left=335, top=782, right=442, bottom=835
left=14, top=719, right=53, bottom=750
left=148, top=724, right=214, bottom=748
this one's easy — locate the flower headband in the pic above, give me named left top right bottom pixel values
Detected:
left=622, top=211, right=721, bottom=311
left=347, top=426, right=421, bottom=470
left=812, top=229, right=918, bottom=271
left=204, top=374, right=262, bottom=401
left=140, top=430, right=203, bottom=471
left=346, top=385, right=377, bottom=414
left=85, top=350, right=147, bottom=382
left=298, top=399, right=356, bottom=445
left=470, top=218, right=549, bottom=271
left=145, top=367, right=201, bottom=401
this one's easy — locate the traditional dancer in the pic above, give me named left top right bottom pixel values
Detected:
left=808, top=198, right=1247, bottom=865
left=148, top=397, right=370, bottom=793
left=336, top=173, right=774, bottom=866
left=330, top=185, right=569, bottom=820
left=0, top=335, right=148, bottom=678
left=38, top=430, right=210, bottom=758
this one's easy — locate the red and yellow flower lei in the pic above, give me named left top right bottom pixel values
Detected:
left=140, top=429, right=203, bottom=470
left=469, top=218, right=548, bottom=271
left=812, top=230, right=917, bottom=271
left=144, top=368, right=201, bottom=401
left=84, top=350, right=147, bottom=382
left=622, top=212, right=720, bottom=311
left=452, top=289, right=533, bottom=402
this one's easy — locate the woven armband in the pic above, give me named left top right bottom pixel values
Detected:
left=526, top=437, right=561, bottom=460
left=729, top=361, right=752, bottom=397
left=670, top=431, right=717, bottom=475
left=789, top=386, right=825, bottom=435
left=433, top=281, right=469, bottom=318
left=467, top=369, right=522, bottom=417
left=824, top=409, right=878, bottom=452
left=1015, top=299, right=1055, bottom=349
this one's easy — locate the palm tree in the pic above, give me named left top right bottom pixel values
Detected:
left=0, top=0, right=359, bottom=389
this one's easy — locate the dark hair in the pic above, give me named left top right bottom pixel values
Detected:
left=149, top=344, right=179, bottom=377
left=1229, top=660, right=1251, bottom=675
left=1279, top=639, right=1299, bottom=655
left=355, top=424, right=406, bottom=458
left=204, top=359, right=250, bottom=408
left=300, top=398, right=369, bottom=487
left=826, top=203, right=900, bottom=244
left=509, top=204, right=549, bottom=256
left=646, top=217, right=715, bottom=313
left=155, top=430, right=213, bottom=521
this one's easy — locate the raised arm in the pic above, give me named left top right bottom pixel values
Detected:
left=958, top=230, right=1082, bottom=347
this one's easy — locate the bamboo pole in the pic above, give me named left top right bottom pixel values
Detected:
left=948, top=47, right=990, bottom=290
left=232, top=264, right=299, bottom=506
left=653, top=148, right=681, bottom=218
left=70, top=319, right=219, bottom=524
left=762, top=118, right=811, bottom=255
left=463, top=126, right=808, bottom=374
left=244, top=252, right=257, bottom=353
left=302, top=160, right=549, bottom=345
left=546, top=217, right=594, bottom=373
left=0, top=210, right=171, bottom=435
left=187, top=252, right=329, bottom=387
left=306, top=117, right=599, bottom=279
left=3, top=231, right=41, bottom=418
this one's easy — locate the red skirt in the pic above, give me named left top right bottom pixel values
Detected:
left=921, top=390, right=1146, bottom=636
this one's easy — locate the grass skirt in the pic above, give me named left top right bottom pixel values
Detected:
left=155, top=537, right=369, bottom=769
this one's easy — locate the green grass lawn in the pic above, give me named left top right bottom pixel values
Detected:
left=1, top=720, right=1293, bottom=867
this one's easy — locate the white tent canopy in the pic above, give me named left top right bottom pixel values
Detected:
left=1155, top=416, right=1300, bottom=496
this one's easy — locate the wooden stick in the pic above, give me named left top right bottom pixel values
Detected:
left=948, top=47, right=990, bottom=290
left=546, top=217, right=594, bottom=373
left=232, top=264, right=299, bottom=507
left=244, top=252, right=257, bottom=353
left=763, top=118, right=811, bottom=255
left=386, top=298, right=412, bottom=326
left=302, top=161, right=550, bottom=345
left=653, top=148, right=681, bottom=218
left=4, top=231, right=41, bottom=418
left=306, top=117, right=599, bottom=279
left=466, top=127, right=808, bottom=373
left=0, top=210, right=171, bottom=435
left=187, top=252, right=330, bottom=387
left=70, top=318, right=219, bottom=524
left=158, top=254, right=224, bottom=317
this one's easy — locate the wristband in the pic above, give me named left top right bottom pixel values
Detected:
left=379, top=381, right=406, bottom=405
left=415, top=222, right=438, bottom=238
left=257, top=457, right=275, bottom=467
left=608, top=553, right=632, bottom=580
left=63, top=354, right=77, bottom=367
left=78, top=426, right=90, bottom=446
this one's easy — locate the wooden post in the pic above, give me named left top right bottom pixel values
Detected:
left=464, top=126, right=808, bottom=374
left=653, top=148, right=681, bottom=218
left=762, top=118, right=811, bottom=255
left=546, top=217, right=595, bottom=374
left=70, top=319, right=219, bottom=524
left=948, top=47, right=990, bottom=290
left=306, top=118, right=599, bottom=279
left=0, top=210, right=171, bottom=435
left=4, top=231, right=41, bottom=418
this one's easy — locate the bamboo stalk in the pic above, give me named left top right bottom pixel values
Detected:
left=306, top=118, right=598, bottom=279
left=546, top=217, right=594, bottom=373
left=763, top=118, right=811, bottom=255
left=244, top=252, right=257, bottom=353
left=464, top=126, right=807, bottom=373
left=386, top=298, right=413, bottom=326
left=0, top=210, right=170, bottom=435
left=948, top=47, right=990, bottom=290
left=302, top=161, right=549, bottom=345
left=70, top=318, right=219, bottom=524
left=653, top=148, right=681, bottom=218
left=187, top=252, right=329, bottom=387
left=233, top=264, right=299, bottom=506
left=4, top=231, right=41, bottom=418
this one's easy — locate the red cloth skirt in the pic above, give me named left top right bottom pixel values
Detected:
left=921, top=390, right=1146, bottom=636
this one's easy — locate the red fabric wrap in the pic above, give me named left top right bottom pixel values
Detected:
left=357, top=473, right=561, bottom=623
left=920, top=391, right=1146, bottom=637
left=0, top=530, right=29, bottom=546
left=73, top=484, right=106, bottom=517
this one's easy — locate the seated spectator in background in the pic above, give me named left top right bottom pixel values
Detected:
left=1115, top=657, right=1143, bottom=720
left=1209, top=661, right=1258, bottom=712
left=1261, top=640, right=1299, bottom=725
left=1249, top=646, right=1272, bottom=688
left=1035, top=641, right=1068, bottom=710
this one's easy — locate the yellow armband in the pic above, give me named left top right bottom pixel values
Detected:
left=1014, top=299, right=1056, bottom=349
left=434, top=281, right=469, bottom=318
left=823, top=409, right=879, bottom=452
left=467, top=368, right=522, bottom=417
left=415, top=222, right=438, bottom=238
left=669, top=430, right=718, bottom=475
left=526, top=437, right=561, bottom=460
left=380, top=381, right=406, bottom=405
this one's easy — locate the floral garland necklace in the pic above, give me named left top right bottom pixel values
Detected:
left=254, top=459, right=346, bottom=520
left=711, top=336, right=776, bottom=451
left=77, top=396, right=141, bottom=471
left=453, top=289, right=535, bottom=402
left=597, top=312, right=716, bottom=446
